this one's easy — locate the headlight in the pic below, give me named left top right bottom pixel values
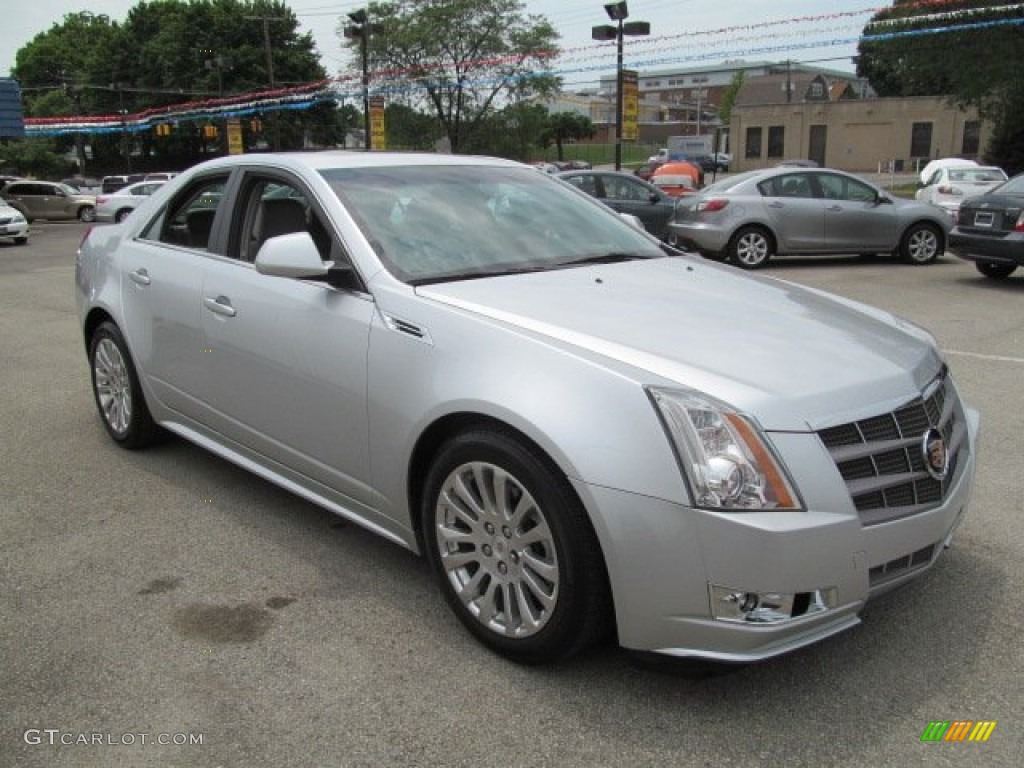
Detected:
left=647, top=387, right=802, bottom=511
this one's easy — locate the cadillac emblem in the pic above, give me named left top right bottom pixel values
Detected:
left=921, top=428, right=949, bottom=481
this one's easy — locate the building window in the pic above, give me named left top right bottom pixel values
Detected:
left=962, top=120, right=980, bottom=156
left=809, top=82, right=824, bottom=98
left=745, top=127, right=763, bottom=159
left=910, top=122, right=933, bottom=158
left=767, top=126, right=785, bottom=158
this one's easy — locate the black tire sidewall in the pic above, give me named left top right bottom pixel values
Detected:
left=422, top=429, right=607, bottom=663
left=88, top=321, right=157, bottom=448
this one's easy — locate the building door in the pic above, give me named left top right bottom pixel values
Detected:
left=809, top=125, right=827, bottom=167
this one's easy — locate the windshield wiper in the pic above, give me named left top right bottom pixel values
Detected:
left=553, top=252, right=660, bottom=268
left=409, top=264, right=552, bottom=286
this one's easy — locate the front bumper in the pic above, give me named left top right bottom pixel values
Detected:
left=572, top=406, right=979, bottom=662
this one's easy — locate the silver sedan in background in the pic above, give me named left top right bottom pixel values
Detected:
left=76, top=152, right=977, bottom=665
left=668, top=167, right=951, bottom=268
left=95, top=180, right=166, bottom=223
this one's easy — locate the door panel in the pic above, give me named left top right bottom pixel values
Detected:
left=199, top=261, right=376, bottom=503
left=817, top=173, right=897, bottom=251
left=758, top=173, right=824, bottom=252
left=118, top=242, right=208, bottom=416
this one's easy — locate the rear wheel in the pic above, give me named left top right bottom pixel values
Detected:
left=976, top=261, right=1017, bottom=279
left=900, top=222, right=942, bottom=264
left=115, top=208, right=132, bottom=223
left=728, top=226, right=773, bottom=269
left=422, top=429, right=611, bottom=664
left=88, top=321, right=161, bottom=448
left=14, top=236, right=27, bottom=245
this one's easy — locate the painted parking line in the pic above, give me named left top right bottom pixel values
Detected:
left=944, top=349, right=1024, bottom=365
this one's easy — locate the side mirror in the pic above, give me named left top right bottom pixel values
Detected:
left=255, top=231, right=358, bottom=289
left=649, top=192, right=661, bottom=204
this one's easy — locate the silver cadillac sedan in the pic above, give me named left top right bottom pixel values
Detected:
left=76, top=152, right=978, bottom=665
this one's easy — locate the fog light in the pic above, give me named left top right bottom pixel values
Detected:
left=710, top=585, right=837, bottom=624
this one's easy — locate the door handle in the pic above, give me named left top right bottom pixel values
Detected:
left=827, top=205, right=843, bottom=212
left=203, top=296, right=237, bottom=318
left=768, top=201, right=785, bottom=208
left=129, top=269, right=151, bottom=286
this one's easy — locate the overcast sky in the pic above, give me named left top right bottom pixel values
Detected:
left=4, top=0, right=874, bottom=86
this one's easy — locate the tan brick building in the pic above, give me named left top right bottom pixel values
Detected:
left=732, top=74, right=988, bottom=173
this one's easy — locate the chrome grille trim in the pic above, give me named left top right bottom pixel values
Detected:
left=818, top=368, right=967, bottom=526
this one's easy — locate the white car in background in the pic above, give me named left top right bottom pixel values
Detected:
left=95, top=180, right=166, bottom=223
left=915, top=165, right=1008, bottom=222
left=0, top=201, right=30, bottom=244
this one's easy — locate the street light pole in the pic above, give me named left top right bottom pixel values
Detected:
left=592, top=2, right=649, bottom=171
left=345, top=9, right=383, bottom=150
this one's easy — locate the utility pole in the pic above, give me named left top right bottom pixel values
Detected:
left=245, top=14, right=286, bottom=149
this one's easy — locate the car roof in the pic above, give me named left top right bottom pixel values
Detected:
left=184, top=151, right=528, bottom=174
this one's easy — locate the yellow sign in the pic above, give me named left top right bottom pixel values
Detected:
left=226, top=119, right=243, bottom=155
left=369, top=98, right=386, bottom=150
left=622, top=70, right=638, bottom=142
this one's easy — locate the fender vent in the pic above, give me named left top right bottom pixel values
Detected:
left=382, top=313, right=432, bottom=344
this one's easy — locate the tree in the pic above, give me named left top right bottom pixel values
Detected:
left=541, top=112, right=595, bottom=161
left=348, top=0, right=560, bottom=153
left=717, top=70, right=745, bottom=127
left=12, top=2, right=335, bottom=172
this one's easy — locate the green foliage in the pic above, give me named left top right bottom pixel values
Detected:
left=857, top=0, right=1024, bottom=107
left=12, top=1, right=335, bottom=172
left=384, top=103, right=442, bottom=150
left=540, top=112, right=596, bottom=161
left=0, top=137, right=72, bottom=178
left=856, top=1, right=1024, bottom=170
left=718, top=70, right=745, bottom=126
left=354, top=0, right=560, bottom=153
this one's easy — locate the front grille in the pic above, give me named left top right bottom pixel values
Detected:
left=818, top=368, right=968, bottom=526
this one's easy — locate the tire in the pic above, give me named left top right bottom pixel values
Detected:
left=900, top=222, right=942, bottom=264
left=115, top=208, right=132, bottom=223
left=976, top=261, right=1017, bottom=279
left=422, top=429, right=611, bottom=664
left=88, top=321, right=161, bottom=449
left=78, top=205, right=96, bottom=223
left=728, top=226, right=773, bottom=269
left=14, top=236, right=27, bottom=245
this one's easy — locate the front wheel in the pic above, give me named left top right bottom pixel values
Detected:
left=14, top=236, right=27, bottom=245
left=728, top=226, right=773, bottom=269
left=115, top=208, right=132, bottom=223
left=78, top=205, right=96, bottom=223
left=900, top=222, right=942, bottom=264
left=976, top=261, right=1017, bottom=279
left=88, top=321, right=160, bottom=448
left=422, top=429, right=611, bottom=664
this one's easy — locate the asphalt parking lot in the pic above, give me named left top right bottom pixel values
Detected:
left=2, top=221, right=1022, bottom=767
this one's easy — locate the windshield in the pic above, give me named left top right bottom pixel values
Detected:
left=320, top=165, right=664, bottom=284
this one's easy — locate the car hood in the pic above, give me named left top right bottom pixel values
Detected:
left=416, top=257, right=942, bottom=431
